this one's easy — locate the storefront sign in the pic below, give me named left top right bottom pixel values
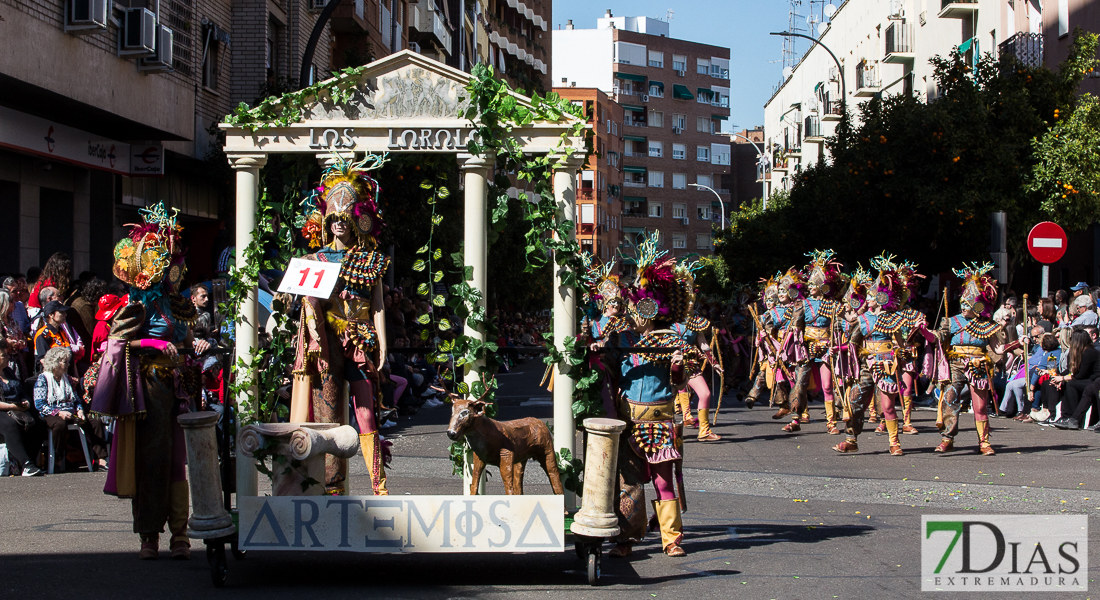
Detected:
left=238, top=495, right=565, bottom=553
left=0, top=105, right=166, bottom=177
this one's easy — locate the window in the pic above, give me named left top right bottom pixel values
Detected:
left=618, top=79, right=634, bottom=95
left=649, top=171, right=665, bottom=188
left=697, top=146, right=710, bottom=162
left=654, top=229, right=665, bottom=247
left=615, top=41, right=648, bottom=65
left=672, top=173, right=687, bottom=189
left=697, top=58, right=711, bottom=75
left=649, top=83, right=664, bottom=98
left=649, top=110, right=663, bottom=128
left=672, top=203, right=686, bottom=219
left=697, top=205, right=712, bottom=221
left=697, top=174, right=712, bottom=187
left=672, top=234, right=687, bottom=249
left=672, top=144, right=686, bottom=160
left=696, top=234, right=712, bottom=250
left=649, top=202, right=663, bottom=218
left=672, top=54, right=687, bottom=71
left=202, top=35, right=221, bottom=90
left=625, top=172, right=646, bottom=186
left=648, top=50, right=664, bottom=68
left=672, top=113, right=685, bottom=130
left=697, top=116, right=709, bottom=132
left=648, top=140, right=663, bottom=157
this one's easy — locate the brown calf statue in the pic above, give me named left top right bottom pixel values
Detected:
left=446, top=394, right=565, bottom=496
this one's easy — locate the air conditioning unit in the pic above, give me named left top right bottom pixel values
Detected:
left=409, top=41, right=422, bottom=53
left=675, top=69, right=686, bottom=77
left=888, top=0, right=905, bottom=19
left=65, top=0, right=108, bottom=34
left=672, top=126, right=683, bottom=134
left=309, top=0, right=328, bottom=11
left=828, top=66, right=839, bottom=81
left=140, top=24, right=174, bottom=72
left=640, top=94, right=649, bottom=102
left=120, top=7, right=156, bottom=56
left=680, top=217, right=690, bottom=225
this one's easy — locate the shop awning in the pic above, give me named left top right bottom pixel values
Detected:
left=649, top=80, right=664, bottom=90
left=615, top=72, right=647, bottom=82
left=712, top=114, right=728, bottom=120
left=672, top=84, right=694, bottom=100
left=623, top=134, right=647, bottom=142
left=624, top=196, right=647, bottom=203
left=623, top=166, right=647, bottom=174
left=621, top=104, right=645, bottom=112
left=697, top=87, right=714, bottom=96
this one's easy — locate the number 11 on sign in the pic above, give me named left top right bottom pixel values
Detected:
left=278, top=258, right=341, bottom=299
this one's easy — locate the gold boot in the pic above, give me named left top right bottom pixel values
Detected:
left=901, top=395, right=918, bottom=434
left=824, top=396, right=837, bottom=429
left=653, top=499, right=686, bottom=556
left=359, top=433, right=389, bottom=495
left=885, top=419, right=903, bottom=455
left=697, top=409, right=721, bottom=441
left=976, top=421, right=995, bottom=455
left=677, top=391, right=697, bottom=428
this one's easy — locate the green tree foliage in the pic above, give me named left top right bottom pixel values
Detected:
left=717, top=30, right=1099, bottom=283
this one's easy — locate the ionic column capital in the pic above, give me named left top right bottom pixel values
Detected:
left=456, top=153, right=496, bottom=172
left=549, top=151, right=587, bottom=171
left=227, top=153, right=268, bottom=170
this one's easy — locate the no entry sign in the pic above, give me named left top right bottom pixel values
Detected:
left=1027, top=222, right=1068, bottom=264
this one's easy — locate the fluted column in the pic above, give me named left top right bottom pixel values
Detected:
left=228, top=152, right=267, bottom=499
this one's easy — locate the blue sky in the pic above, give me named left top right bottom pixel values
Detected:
left=551, top=0, right=798, bottom=132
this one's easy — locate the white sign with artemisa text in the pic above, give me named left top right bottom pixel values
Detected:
left=922, top=514, right=1087, bottom=592
left=239, top=495, right=565, bottom=553
left=276, top=258, right=341, bottom=299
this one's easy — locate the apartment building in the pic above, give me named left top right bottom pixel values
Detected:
left=1043, top=0, right=1100, bottom=96
left=552, top=88, right=624, bottom=263
left=763, top=0, right=1029, bottom=197
left=724, top=127, right=767, bottom=212
left=553, top=11, right=731, bottom=260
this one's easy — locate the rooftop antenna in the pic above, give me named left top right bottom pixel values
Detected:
left=666, top=9, right=674, bottom=22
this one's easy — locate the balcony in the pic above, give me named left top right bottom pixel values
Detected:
left=577, top=189, right=599, bottom=201
left=822, top=100, right=844, bottom=122
left=855, top=63, right=881, bottom=97
left=409, top=2, right=452, bottom=54
left=804, top=115, right=823, bottom=141
left=578, top=223, right=595, bottom=235
left=623, top=181, right=647, bottom=188
left=884, top=22, right=914, bottom=63
left=1000, top=32, right=1044, bottom=70
left=938, top=0, right=978, bottom=19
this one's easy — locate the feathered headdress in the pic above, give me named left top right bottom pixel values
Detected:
left=580, top=252, right=621, bottom=310
left=730, top=282, right=756, bottom=307
left=301, top=153, right=388, bottom=249
left=953, top=262, right=997, bottom=318
left=760, top=272, right=782, bottom=306
left=867, top=253, right=905, bottom=311
left=805, top=249, right=846, bottom=300
left=843, top=266, right=873, bottom=311
left=625, top=232, right=693, bottom=323
left=113, top=202, right=185, bottom=290
left=778, top=267, right=808, bottom=301
left=896, top=260, right=925, bottom=307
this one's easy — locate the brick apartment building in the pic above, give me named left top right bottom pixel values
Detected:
left=552, top=87, right=624, bottom=263
left=724, top=126, right=766, bottom=213
left=0, top=0, right=550, bottom=278
left=553, top=11, right=731, bottom=264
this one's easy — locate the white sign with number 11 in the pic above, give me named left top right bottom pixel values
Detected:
left=277, top=258, right=341, bottom=299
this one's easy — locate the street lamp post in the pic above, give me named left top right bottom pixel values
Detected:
left=770, top=31, right=847, bottom=104
left=730, top=132, right=768, bottom=209
left=689, top=183, right=726, bottom=231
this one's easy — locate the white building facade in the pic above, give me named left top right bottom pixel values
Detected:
left=763, top=0, right=1033, bottom=196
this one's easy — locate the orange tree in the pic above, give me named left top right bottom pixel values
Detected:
left=716, top=30, right=1099, bottom=285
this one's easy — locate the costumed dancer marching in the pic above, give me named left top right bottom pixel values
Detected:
left=773, top=268, right=809, bottom=432
left=91, top=203, right=201, bottom=560
left=671, top=259, right=724, bottom=442
left=834, top=255, right=910, bottom=455
left=292, top=154, right=391, bottom=494
left=896, top=261, right=928, bottom=435
left=743, top=274, right=782, bottom=409
left=615, top=233, right=699, bottom=558
left=801, top=250, right=846, bottom=434
left=933, top=263, right=1007, bottom=456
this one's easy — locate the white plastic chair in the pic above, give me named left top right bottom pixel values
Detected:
left=47, top=423, right=93, bottom=474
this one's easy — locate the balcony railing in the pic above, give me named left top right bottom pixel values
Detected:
left=578, top=224, right=595, bottom=235
left=623, top=208, right=648, bottom=217
left=804, top=115, right=821, bottom=138
left=1000, top=32, right=1044, bottom=70
left=624, top=181, right=647, bottom=188
left=625, top=119, right=647, bottom=128
left=942, top=0, right=977, bottom=8
left=885, top=22, right=913, bottom=56
left=856, top=62, right=880, bottom=94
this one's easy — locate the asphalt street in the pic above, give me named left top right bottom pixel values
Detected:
left=2, top=357, right=1099, bottom=600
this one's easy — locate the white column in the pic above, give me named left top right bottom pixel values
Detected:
left=552, top=152, right=585, bottom=509
left=457, top=152, right=493, bottom=495
left=228, top=153, right=267, bottom=500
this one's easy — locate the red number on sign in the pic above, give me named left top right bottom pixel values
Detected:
left=298, top=268, right=311, bottom=287
left=313, top=270, right=325, bottom=289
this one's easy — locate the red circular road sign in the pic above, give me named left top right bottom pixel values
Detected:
left=1028, top=221, right=1068, bottom=264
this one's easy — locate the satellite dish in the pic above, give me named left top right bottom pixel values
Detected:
left=783, top=66, right=794, bottom=79
left=824, top=3, right=837, bottom=18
